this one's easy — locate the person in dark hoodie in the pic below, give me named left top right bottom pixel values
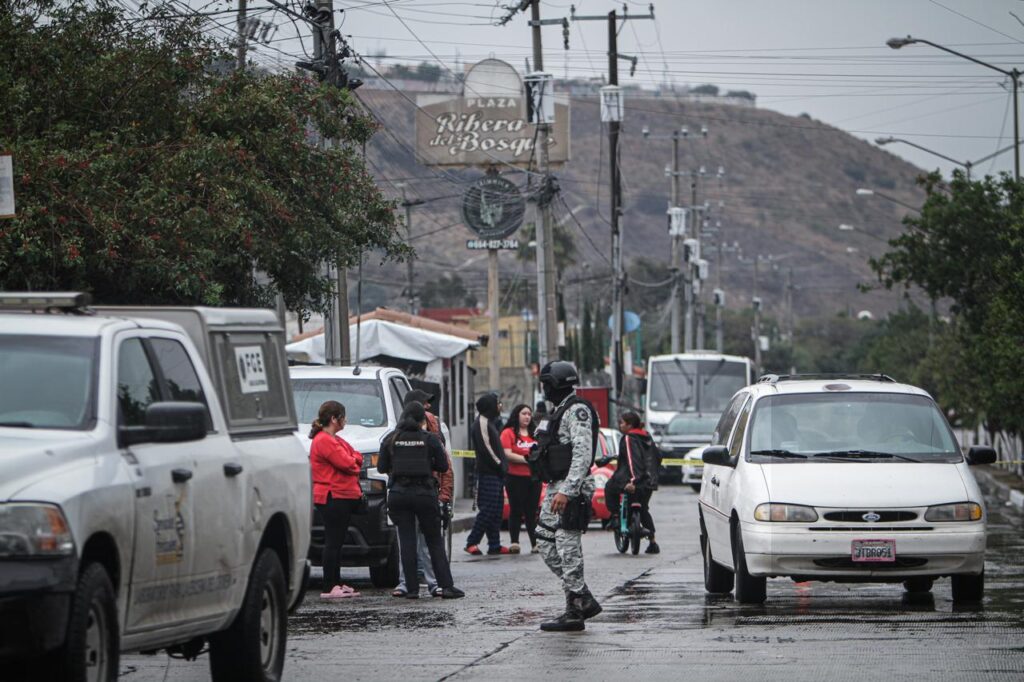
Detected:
left=605, top=410, right=660, bottom=554
left=465, top=392, right=511, bottom=556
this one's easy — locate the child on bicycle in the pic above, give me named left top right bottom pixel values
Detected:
left=605, top=411, right=660, bottom=554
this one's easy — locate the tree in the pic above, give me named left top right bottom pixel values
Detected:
left=418, top=272, right=476, bottom=309
left=691, top=84, right=719, bottom=96
left=871, top=171, right=1024, bottom=435
left=0, top=0, right=404, bottom=312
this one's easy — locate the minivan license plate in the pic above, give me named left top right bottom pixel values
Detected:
left=852, top=539, right=896, bottom=562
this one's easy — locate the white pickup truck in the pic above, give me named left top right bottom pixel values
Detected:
left=0, top=293, right=311, bottom=682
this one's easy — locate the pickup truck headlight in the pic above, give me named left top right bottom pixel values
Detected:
left=753, top=503, right=818, bottom=522
left=924, top=502, right=983, bottom=522
left=0, top=503, right=75, bottom=557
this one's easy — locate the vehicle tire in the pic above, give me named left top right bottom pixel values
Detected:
left=369, top=538, right=400, bottom=588
left=629, top=512, right=642, bottom=555
left=951, top=571, right=984, bottom=603
left=209, top=549, right=287, bottom=682
left=701, top=529, right=733, bottom=594
left=732, top=527, right=767, bottom=604
left=49, top=562, right=119, bottom=682
left=903, top=577, right=934, bottom=594
left=689, top=483, right=702, bottom=494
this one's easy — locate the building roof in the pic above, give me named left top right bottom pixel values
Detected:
left=290, top=307, right=486, bottom=345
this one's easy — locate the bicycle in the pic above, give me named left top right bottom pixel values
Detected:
left=613, top=492, right=648, bottom=555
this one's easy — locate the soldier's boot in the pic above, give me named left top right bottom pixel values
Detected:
left=572, top=586, right=603, bottom=620
left=540, top=598, right=585, bottom=632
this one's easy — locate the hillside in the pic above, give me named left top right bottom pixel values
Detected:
left=356, top=89, right=928, bottom=326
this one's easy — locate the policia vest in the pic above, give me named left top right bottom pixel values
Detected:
left=390, top=431, right=433, bottom=477
left=530, top=395, right=600, bottom=483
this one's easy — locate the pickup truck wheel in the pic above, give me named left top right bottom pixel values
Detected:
left=951, top=571, right=984, bottom=603
left=50, top=563, right=119, bottom=682
left=369, top=538, right=400, bottom=588
left=209, top=550, right=287, bottom=682
left=701, top=528, right=734, bottom=594
left=732, top=527, right=767, bottom=604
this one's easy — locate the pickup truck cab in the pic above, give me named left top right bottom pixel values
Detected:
left=0, top=293, right=311, bottom=682
left=289, top=364, right=411, bottom=588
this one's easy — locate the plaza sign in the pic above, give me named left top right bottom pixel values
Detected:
left=416, top=59, right=570, bottom=168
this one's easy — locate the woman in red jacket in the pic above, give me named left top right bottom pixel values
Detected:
left=310, top=400, right=364, bottom=599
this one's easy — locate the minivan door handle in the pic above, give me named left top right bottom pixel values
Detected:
left=223, top=462, right=244, bottom=477
left=171, top=468, right=193, bottom=483
left=710, top=475, right=720, bottom=487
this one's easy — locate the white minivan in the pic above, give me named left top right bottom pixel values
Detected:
left=698, top=374, right=997, bottom=604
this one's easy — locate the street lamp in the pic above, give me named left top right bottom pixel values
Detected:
left=837, top=223, right=887, bottom=242
left=887, top=35, right=1020, bottom=181
left=875, top=136, right=1023, bottom=181
left=856, top=188, right=921, bottom=213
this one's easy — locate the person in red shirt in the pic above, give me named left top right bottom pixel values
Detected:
left=501, top=403, right=540, bottom=554
left=309, top=400, right=364, bottom=599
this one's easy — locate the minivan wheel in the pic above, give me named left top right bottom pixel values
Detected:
left=903, top=577, right=934, bottom=594
left=50, top=563, right=119, bottom=682
left=209, top=549, right=287, bottom=682
left=701, top=529, right=734, bottom=594
left=732, top=527, right=767, bottom=604
left=951, top=571, right=984, bottom=603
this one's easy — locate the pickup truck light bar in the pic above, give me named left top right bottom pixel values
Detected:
left=0, top=291, right=92, bottom=312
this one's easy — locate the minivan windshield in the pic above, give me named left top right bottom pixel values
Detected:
left=292, top=378, right=387, bottom=428
left=0, top=335, right=98, bottom=430
left=747, top=392, right=960, bottom=463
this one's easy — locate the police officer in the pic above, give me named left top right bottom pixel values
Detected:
left=531, top=361, right=603, bottom=631
left=378, top=401, right=465, bottom=599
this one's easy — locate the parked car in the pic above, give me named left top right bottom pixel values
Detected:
left=0, top=294, right=311, bottom=681
left=699, top=373, right=997, bottom=605
left=289, top=365, right=411, bottom=588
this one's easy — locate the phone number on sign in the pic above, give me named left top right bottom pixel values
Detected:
left=466, top=239, right=520, bottom=250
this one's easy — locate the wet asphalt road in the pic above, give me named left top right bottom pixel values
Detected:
left=121, top=475, right=1024, bottom=681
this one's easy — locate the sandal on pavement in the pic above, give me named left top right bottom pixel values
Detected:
left=391, top=588, right=408, bottom=598
left=321, top=584, right=360, bottom=600
left=464, top=544, right=483, bottom=556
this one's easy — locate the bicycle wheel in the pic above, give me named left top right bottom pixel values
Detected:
left=613, top=519, right=630, bottom=554
left=629, top=512, right=642, bottom=555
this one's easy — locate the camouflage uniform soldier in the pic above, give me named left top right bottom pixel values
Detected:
left=531, top=361, right=603, bottom=632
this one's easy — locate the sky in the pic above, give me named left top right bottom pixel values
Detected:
left=225, top=0, right=1024, bottom=180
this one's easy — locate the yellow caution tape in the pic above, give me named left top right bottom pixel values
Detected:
left=661, top=458, right=704, bottom=467
left=452, top=449, right=475, bottom=459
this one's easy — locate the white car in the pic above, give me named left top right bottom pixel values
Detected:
left=699, top=374, right=997, bottom=604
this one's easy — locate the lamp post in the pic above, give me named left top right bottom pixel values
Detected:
left=875, top=136, right=1023, bottom=181
left=887, top=36, right=1020, bottom=181
left=855, top=188, right=921, bottom=213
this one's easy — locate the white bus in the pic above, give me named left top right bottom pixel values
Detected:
left=645, top=352, right=755, bottom=488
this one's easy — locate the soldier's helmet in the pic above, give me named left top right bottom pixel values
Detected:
left=539, top=361, right=580, bottom=392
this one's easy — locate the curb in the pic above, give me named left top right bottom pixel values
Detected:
left=973, top=467, right=1024, bottom=511
left=450, top=515, right=475, bottom=534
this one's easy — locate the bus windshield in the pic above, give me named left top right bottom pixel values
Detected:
left=648, top=358, right=748, bottom=414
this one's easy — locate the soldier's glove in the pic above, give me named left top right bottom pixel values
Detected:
left=559, top=493, right=592, bottom=532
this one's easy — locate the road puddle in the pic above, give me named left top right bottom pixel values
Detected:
left=290, top=608, right=455, bottom=634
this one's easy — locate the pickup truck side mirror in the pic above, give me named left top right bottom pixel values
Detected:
left=120, top=402, right=208, bottom=447
left=965, top=445, right=997, bottom=465
left=702, top=445, right=732, bottom=467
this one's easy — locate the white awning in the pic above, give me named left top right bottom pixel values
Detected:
left=286, top=318, right=479, bottom=365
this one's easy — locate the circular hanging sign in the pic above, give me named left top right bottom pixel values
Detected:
left=461, top=174, right=525, bottom=240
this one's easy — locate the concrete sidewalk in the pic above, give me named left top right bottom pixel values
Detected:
left=450, top=497, right=479, bottom=533
left=973, top=465, right=1024, bottom=510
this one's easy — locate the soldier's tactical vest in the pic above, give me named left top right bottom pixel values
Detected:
left=530, top=395, right=600, bottom=482
left=390, top=431, right=432, bottom=477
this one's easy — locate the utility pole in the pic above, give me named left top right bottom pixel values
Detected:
left=752, top=256, right=762, bottom=373
left=313, top=0, right=350, bottom=365
left=669, top=132, right=681, bottom=353
left=528, top=0, right=558, bottom=366
left=236, top=0, right=247, bottom=70
left=572, top=6, right=652, bottom=416
left=400, top=187, right=424, bottom=315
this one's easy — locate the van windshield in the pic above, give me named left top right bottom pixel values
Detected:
left=292, top=378, right=387, bottom=428
left=747, top=392, right=960, bottom=463
left=648, top=358, right=748, bottom=413
left=0, top=335, right=98, bottom=430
